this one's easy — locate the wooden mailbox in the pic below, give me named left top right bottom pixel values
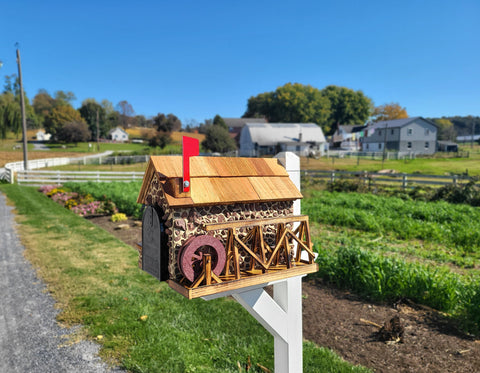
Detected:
left=137, top=153, right=318, bottom=299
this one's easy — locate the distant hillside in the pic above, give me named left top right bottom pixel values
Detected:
left=428, top=116, right=480, bottom=137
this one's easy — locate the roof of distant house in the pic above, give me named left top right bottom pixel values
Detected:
left=242, top=123, right=325, bottom=146
left=224, top=117, right=267, bottom=128
left=108, top=127, right=129, bottom=135
left=368, top=117, right=437, bottom=130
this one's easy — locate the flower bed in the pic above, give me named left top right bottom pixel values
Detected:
left=39, top=185, right=118, bottom=217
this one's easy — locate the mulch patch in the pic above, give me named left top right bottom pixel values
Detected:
left=88, top=215, right=480, bottom=373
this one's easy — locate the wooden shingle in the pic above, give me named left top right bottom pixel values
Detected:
left=137, top=156, right=302, bottom=207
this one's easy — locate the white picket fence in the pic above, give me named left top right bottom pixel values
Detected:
left=2, top=151, right=149, bottom=185
left=15, top=170, right=144, bottom=186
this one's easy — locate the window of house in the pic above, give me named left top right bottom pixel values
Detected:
left=379, top=143, right=382, bottom=150
left=378, top=130, right=382, bottom=136
left=366, top=144, right=369, bottom=150
left=425, top=142, right=429, bottom=148
left=407, top=142, right=412, bottom=149
left=425, top=129, right=430, bottom=136
left=407, top=128, right=413, bottom=135
left=391, top=129, right=394, bottom=135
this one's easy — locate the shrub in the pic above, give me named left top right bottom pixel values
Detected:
left=111, top=213, right=127, bottom=222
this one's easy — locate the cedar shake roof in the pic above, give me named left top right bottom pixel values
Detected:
left=137, top=156, right=302, bottom=208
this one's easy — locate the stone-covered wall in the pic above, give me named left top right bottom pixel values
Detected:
left=143, top=174, right=294, bottom=281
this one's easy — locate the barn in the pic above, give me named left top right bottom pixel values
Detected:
left=239, top=123, right=326, bottom=157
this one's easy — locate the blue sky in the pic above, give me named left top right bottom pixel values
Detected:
left=1, top=0, right=478, bottom=125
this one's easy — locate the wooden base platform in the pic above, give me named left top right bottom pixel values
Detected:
left=168, top=262, right=318, bottom=299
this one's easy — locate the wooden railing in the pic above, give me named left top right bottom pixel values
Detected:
left=303, top=170, right=472, bottom=189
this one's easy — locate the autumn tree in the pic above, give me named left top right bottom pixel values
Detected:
left=33, top=89, right=55, bottom=125
left=44, top=105, right=84, bottom=140
left=372, top=103, right=408, bottom=122
left=244, top=83, right=331, bottom=132
left=434, top=118, right=457, bottom=141
left=321, top=85, right=372, bottom=134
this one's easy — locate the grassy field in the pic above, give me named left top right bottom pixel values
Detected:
left=1, top=129, right=206, bottom=167
left=302, top=145, right=480, bottom=176
left=61, top=181, right=480, bottom=335
left=0, top=184, right=371, bottom=373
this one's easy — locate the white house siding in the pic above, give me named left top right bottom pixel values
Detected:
left=109, top=127, right=129, bottom=142
left=362, top=117, right=437, bottom=155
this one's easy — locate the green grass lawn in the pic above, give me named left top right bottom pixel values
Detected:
left=0, top=184, right=371, bottom=373
left=44, top=141, right=151, bottom=153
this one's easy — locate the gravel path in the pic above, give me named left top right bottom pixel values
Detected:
left=0, top=192, right=122, bottom=373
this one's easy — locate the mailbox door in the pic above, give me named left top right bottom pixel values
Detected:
left=142, top=205, right=168, bottom=281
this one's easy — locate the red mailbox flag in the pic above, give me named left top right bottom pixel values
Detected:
left=182, top=136, right=199, bottom=193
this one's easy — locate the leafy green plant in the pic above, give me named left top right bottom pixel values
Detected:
left=314, top=245, right=479, bottom=334
left=64, top=181, right=143, bottom=219
left=304, top=191, right=480, bottom=251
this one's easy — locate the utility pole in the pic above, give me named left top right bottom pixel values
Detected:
left=381, top=123, right=388, bottom=168
left=16, top=45, right=28, bottom=171
left=471, top=121, right=475, bottom=149
left=96, top=109, right=100, bottom=151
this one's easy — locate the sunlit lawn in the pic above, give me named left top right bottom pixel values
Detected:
left=302, top=145, right=480, bottom=176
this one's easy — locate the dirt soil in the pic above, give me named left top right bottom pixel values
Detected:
left=88, top=215, right=480, bottom=373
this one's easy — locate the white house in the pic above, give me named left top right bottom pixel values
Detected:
left=361, top=117, right=437, bottom=155
left=239, top=123, right=326, bottom=157
left=108, top=127, right=129, bottom=142
left=36, top=130, right=51, bottom=141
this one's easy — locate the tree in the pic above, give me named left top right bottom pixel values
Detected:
left=101, top=99, right=115, bottom=116
left=0, top=92, right=21, bottom=138
left=153, top=113, right=182, bottom=132
left=1, top=75, right=39, bottom=131
left=244, top=83, right=331, bottom=132
left=321, top=85, right=372, bottom=133
left=148, top=131, right=172, bottom=148
left=3, top=74, right=20, bottom=96
left=78, top=99, right=107, bottom=140
left=116, top=100, right=135, bottom=128
left=201, top=125, right=236, bottom=153
left=434, top=118, right=457, bottom=141
left=44, top=105, right=84, bottom=140
left=54, top=90, right=76, bottom=107
left=213, top=114, right=227, bottom=130
left=57, top=121, right=91, bottom=145
left=33, top=89, right=55, bottom=126
left=373, top=102, right=408, bottom=122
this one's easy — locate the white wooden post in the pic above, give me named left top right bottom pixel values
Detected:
left=203, top=152, right=306, bottom=373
